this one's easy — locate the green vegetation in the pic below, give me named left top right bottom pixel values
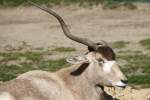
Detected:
left=111, top=41, right=129, bottom=49
left=0, top=47, right=76, bottom=81
left=102, top=0, right=137, bottom=9
left=0, top=0, right=101, bottom=6
left=0, top=52, right=43, bottom=62
left=0, top=59, right=68, bottom=81
left=0, top=52, right=22, bottom=61
left=0, top=51, right=69, bottom=81
left=139, top=38, right=150, bottom=49
left=39, top=59, right=68, bottom=71
left=0, top=0, right=137, bottom=9
left=23, top=51, right=43, bottom=61
left=52, top=47, right=76, bottom=52
left=117, top=53, right=150, bottom=87
left=128, top=74, right=150, bottom=85
left=0, top=64, right=31, bottom=81
left=118, top=50, right=142, bottom=54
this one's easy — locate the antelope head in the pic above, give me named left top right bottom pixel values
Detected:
left=30, top=2, right=128, bottom=88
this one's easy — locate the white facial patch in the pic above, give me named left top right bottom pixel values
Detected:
left=0, top=92, right=15, bottom=100
left=103, top=61, right=115, bottom=73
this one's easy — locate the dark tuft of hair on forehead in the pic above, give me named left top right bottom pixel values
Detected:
left=97, top=46, right=116, bottom=60
left=88, top=45, right=116, bottom=61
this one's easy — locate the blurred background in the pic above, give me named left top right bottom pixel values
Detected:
left=0, top=0, right=150, bottom=99
left=0, top=0, right=149, bottom=7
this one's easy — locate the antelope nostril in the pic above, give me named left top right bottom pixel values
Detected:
left=121, top=80, right=128, bottom=84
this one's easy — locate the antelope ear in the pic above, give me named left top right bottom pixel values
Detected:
left=66, top=55, right=88, bottom=64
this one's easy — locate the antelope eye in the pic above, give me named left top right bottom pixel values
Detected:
left=97, top=58, right=104, bottom=63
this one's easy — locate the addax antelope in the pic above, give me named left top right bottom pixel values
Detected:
left=0, top=2, right=128, bottom=100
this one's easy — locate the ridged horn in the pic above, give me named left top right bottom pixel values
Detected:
left=29, top=1, right=98, bottom=50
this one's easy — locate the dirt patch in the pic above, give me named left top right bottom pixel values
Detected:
left=105, top=86, right=150, bottom=100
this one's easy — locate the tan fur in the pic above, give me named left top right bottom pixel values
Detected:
left=0, top=92, right=15, bottom=100
left=0, top=63, right=104, bottom=100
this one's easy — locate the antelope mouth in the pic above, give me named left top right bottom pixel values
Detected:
left=115, top=85, right=127, bottom=88
left=114, top=81, right=127, bottom=88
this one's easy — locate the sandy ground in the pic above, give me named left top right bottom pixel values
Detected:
left=0, top=4, right=150, bottom=50
left=104, top=86, right=150, bottom=100
left=0, top=3, right=150, bottom=100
